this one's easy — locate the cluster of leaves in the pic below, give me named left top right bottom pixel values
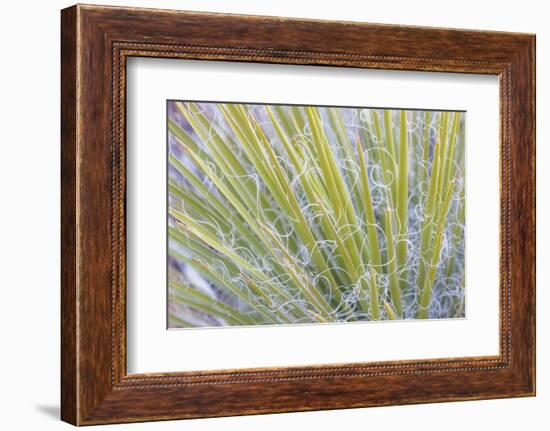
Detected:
left=167, top=102, right=465, bottom=327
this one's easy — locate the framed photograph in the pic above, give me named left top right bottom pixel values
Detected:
left=61, top=4, right=536, bottom=425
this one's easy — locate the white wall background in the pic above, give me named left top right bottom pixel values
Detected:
left=0, top=0, right=545, bottom=429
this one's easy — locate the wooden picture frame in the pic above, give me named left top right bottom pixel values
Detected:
left=61, top=4, right=535, bottom=425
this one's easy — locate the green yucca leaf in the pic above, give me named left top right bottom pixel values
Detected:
left=356, top=134, right=383, bottom=270
left=383, top=207, right=403, bottom=317
left=170, top=280, right=256, bottom=326
left=383, top=300, right=397, bottom=320
left=369, top=269, right=380, bottom=320
left=396, top=110, right=409, bottom=292
left=383, top=110, right=398, bottom=206
left=419, top=110, right=432, bottom=191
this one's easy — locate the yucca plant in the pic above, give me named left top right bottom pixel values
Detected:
left=167, top=101, right=465, bottom=328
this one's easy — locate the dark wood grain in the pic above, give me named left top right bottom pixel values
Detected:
left=60, top=5, right=78, bottom=425
left=61, top=4, right=536, bottom=425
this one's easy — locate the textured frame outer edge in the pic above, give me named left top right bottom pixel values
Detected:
left=60, top=4, right=535, bottom=425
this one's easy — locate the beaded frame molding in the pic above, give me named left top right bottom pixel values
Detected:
left=61, top=4, right=535, bottom=425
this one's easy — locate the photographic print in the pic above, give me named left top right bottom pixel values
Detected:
left=167, top=101, right=465, bottom=328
